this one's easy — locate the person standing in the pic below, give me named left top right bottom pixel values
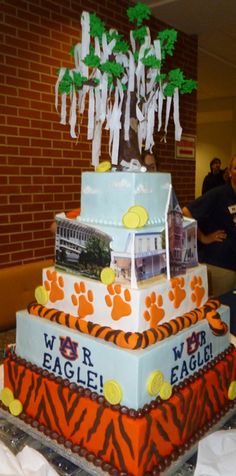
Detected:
left=183, top=155, right=236, bottom=295
left=201, top=157, right=225, bottom=194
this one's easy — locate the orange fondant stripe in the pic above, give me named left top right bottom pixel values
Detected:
left=27, top=298, right=223, bottom=350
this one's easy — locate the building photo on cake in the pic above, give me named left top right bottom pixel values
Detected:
left=1, top=1, right=236, bottom=476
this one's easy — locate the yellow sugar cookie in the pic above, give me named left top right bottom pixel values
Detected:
left=100, top=267, right=116, bottom=285
left=104, top=380, right=123, bottom=405
left=0, top=387, right=14, bottom=407
left=9, top=399, right=23, bottom=416
left=122, top=211, right=140, bottom=229
left=129, top=205, right=149, bottom=227
left=35, top=285, right=49, bottom=305
left=147, top=370, right=164, bottom=396
left=159, top=381, right=172, bottom=400
left=228, top=380, right=236, bottom=400
left=95, top=161, right=111, bottom=172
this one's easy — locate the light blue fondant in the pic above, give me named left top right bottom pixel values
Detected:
left=16, top=306, right=230, bottom=409
left=79, top=172, right=171, bottom=226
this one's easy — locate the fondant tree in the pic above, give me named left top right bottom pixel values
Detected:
left=55, top=2, right=197, bottom=170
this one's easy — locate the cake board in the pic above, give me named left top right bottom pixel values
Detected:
left=1, top=404, right=236, bottom=476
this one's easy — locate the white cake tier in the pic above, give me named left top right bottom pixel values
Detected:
left=16, top=305, right=230, bottom=409
left=38, top=264, right=208, bottom=333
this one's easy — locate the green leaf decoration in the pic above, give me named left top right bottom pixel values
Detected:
left=163, top=83, right=175, bottom=97
left=133, top=51, right=139, bottom=63
left=127, top=2, right=151, bottom=27
left=163, top=68, right=197, bottom=96
left=89, top=12, right=106, bottom=41
left=100, top=61, right=124, bottom=78
left=106, top=30, right=122, bottom=43
left=73, top=71, right=87, bottom=89
left=133, top=26, right=148, bottom=44
left=107, top=76, right=114, bottom=89
left=59, top=69, right=72, bottom=94
left=142, top=55, right=161, bottom=69
left=83, top=52, right=101, bottom=68
left=155, top=72, right=166, bottom=84
left=168, top=68, right=184, bottom=86
left=157, top=29, right=177, bottom=60
left=113, top=40, right=129, bottom=54
left=180, top=78, right=198, bottom=94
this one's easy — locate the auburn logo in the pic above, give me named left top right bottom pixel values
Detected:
left=59, top=336, right=78, bottom=360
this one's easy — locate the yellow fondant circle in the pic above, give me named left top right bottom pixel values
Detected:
left=100, top=267, right=116, bottom=285
left=129, top=205, right=149, bottom=227
left=104, top=380, right=123, bottom=405
left=35, top=285, right=48, bottom=305
left=147, top=370, right=164, bottom=396
left=96, top=161, right=111, bottom=172
left=0, top=387, right=14, bottom=407
left=122, top=211, right=140, bottom=229
left=228, top=380, right=236, bottom=400
left=159, top=382, right=172, bottom=400
left=9, top=399, right=23, bottom=416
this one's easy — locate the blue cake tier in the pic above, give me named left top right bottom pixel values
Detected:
left=79, top=171, right=171, bottom=226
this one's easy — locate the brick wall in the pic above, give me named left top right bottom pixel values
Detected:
left=0, top=0, right=198, bottom=268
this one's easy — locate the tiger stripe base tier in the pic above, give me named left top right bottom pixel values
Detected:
left=4, top=346, right=236, bottom=476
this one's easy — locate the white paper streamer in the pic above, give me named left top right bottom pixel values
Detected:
left=109, top=81, right=123, bottom=164
left=69, top=87, right=77, bottom=138
left=92, top=121, right=102, bottom=166
left=100, top=74, right=108, bottom=122
left=73, top=43, right=81, bottom=70
left=154, top=39, right=161, bottom=61
left=158, top=87, right=164, bottom=132
left=173, top=87, right=182, bottom=141
left=60, top=92, right=67, bottom=125
left=130, top=30, right=136, bottom=54
left=145, top=92, right=156, bottom=151
left=87, top=88, right=95, bottom=140
left=81, top=11, right=90, bottom=77
left=94, top=36, right=100, bottom=57
left=55, top=67, right=66, bottom=112
left=128, top=51, right=135, bottom=92
left=124, top=90, right=131, bottom=141
left=164, top=94, right=172, bottom=133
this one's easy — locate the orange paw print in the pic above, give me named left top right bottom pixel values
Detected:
left=168, top=277, right=186, bottom=309
left=71, top=281, right=94, bottom=319
left=190, top=275, right=205, bottom=307
left=44, top=270, right=64, bottom=303
left=105, top=284, right=131, bottom=321
left=143, top=293, right=165, bottom=328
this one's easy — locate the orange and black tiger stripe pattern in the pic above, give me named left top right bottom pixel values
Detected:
left=3, top=347, right=236, bottom=476
left=27, top=298, right=225, bottom=350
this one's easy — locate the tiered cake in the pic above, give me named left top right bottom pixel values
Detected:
left=2, top=171, right=236, bottom=476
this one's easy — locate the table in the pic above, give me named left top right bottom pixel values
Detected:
left=1, top=404, right=236, bottom=476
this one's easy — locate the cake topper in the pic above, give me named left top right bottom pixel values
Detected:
left=55, top=2, right=197, bottom=170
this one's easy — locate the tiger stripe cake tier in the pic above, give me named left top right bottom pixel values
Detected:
left=3, top=346, right=236, bottom=476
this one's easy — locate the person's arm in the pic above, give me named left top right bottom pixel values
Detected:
left=182, top=206, right=226, bottom=244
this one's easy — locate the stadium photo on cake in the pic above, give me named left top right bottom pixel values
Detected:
left=1, top=2, right=236, bottom=476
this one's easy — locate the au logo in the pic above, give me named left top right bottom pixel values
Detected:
left=59, top=336, right=78, bottom=361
